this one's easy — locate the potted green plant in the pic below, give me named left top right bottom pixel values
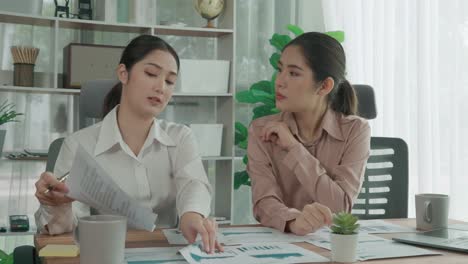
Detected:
left=0, top=249, right=13, bottom=264
left=234, top=25, right=345, bottom=189
left=330, top=212, right=360, bottom=263
left=0, top=100, right=23, bottom=158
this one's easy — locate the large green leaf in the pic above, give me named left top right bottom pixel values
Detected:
left=253, top=105, right=278, bottom=119
left=269, top=52, right=281, bottom=70
left=242, top=155, right=248, bottom=165
left=287, top=24, right=304, bottom=36
left=238, top=140, right=247, bottom=150
left=234, top=170, right=250, bottom=190
left=325, top=30, right=345, bottom=43
left=235, top=122, right=248, bottom=137
left=251, top=89, right=275, bottom=106
left=250, top=80, right=273, bottom=95
left=235, top=90, right=257, bottom=104
left=235, top=131, right=244, bottom=145
left=0, top=249, right=8, bottom=260
left=270, top=72, right=277, bottom=94
left=269, top=34, right=292, bottom=51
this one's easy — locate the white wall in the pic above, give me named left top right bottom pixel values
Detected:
left=295, top=0, right=325, bottom=32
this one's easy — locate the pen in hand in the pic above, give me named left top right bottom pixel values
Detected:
left=43, top=171, right=70, bottom=194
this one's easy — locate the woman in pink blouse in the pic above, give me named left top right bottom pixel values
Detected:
left=247, top=32, right=371, bottom=235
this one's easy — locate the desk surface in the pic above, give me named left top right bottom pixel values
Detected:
left=35, top=218, right=467, bottom=264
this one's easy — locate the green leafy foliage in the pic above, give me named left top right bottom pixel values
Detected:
left=287, top=24, right=304, bottom=36
left=325, top=31, right=345, bottom=43
left=0, top=249, right=13, bottom=264
left=233, top=25, right=345, bottom=190
left=330, top=212, right=360, bottom=235
left=0, top=100, right=23, bottom=126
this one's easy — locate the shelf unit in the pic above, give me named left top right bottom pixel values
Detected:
left=0, top=1, right=237, bottom=223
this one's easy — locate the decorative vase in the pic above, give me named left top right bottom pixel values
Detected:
left=330, top=233, right=359, bottom=263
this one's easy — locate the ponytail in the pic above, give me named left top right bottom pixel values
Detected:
left=330, top=80, right=357, bottom=116
left=102, top=82, right=122, bottom=117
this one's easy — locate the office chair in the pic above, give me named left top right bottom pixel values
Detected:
left=46, top=80, right=116, bottom=172
left=352, top=84, right=409, bottom=219
left=79, top=79, right=117, bottom=129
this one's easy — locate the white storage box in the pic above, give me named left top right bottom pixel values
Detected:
left=177, top=59, right=230, bottom=94
left=0, top=0, right=43, bottom=15
left=189, top=124, right=223, bottom=157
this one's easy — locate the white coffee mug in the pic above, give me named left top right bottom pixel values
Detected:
left=74, top=215, right=127, bottom=264
left=415, top=193, right=449, bottom=230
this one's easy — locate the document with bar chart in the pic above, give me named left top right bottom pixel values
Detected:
left=67, top=145, right=158, bottom=231
left=163, top=226, right=315, bottom=245
left=179, top=242, right=329, bottom=264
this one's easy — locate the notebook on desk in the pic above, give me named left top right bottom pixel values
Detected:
left=392, top=228, right=468, bottom=253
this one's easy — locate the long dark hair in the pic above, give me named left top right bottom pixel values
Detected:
left=283, top=32, right=357, bottom=115
left=102, top=35, right=180, bottom=116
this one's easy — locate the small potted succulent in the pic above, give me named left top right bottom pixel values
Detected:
left=330, top=212, right=360, bottom=263
left=0, top=100, right=23, bottom=157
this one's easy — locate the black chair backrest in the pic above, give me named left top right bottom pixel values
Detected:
left=352, top=137, right=409, bottom=219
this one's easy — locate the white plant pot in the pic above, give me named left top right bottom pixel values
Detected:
left=330, top=233, right=358, bottom=263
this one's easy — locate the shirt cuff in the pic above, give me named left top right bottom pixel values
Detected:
left=178, top=203, right=211, bottom=219
left=276, top=208, right=302, bottom=232
left=35, top=204, right=74, bottom=235
left=282, top=143, right=306, bottom=171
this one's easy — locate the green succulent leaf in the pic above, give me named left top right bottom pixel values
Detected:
left=331, top=212, right=359, bottom=234
left=269, top=53, right=281, bottom=69
left=287, top=24, right=304, bottom=36
left=325, top=30, right=345, bottom=43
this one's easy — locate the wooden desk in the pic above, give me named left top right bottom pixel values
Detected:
left=35, top=219, right=468, bottom=264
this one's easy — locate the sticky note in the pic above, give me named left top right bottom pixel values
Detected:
left=39, top=244, right=80, bottom=257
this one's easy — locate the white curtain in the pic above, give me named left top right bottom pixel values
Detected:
left=321, top=0, right=468, bottom=220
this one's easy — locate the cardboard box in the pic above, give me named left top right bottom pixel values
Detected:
left=63, top=43, right=124, bottom=88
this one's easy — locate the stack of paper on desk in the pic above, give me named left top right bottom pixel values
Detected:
left=66, top=146, right=158, bottom=231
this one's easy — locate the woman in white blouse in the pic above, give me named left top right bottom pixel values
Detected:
left=34, top=35, right=221, bottom=253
